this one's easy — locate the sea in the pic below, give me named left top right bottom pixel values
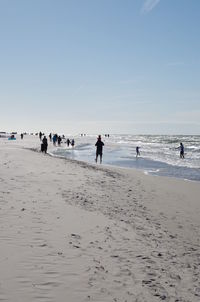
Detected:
left=49, top=134, right=200, bottom=182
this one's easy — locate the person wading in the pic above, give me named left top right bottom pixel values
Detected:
left=95, top=135, right=104, bottom=164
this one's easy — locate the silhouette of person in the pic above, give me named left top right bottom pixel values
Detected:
left=180, top=142, right=184, bottom=159
left=58, top=136, right=62, bottom=146
left=53, top=134, right=57, bottom=146
left=66, top=138, right=70, bottom=147
left=71, top=139, right=75, bottom=147
left=39, top=131, right=42, bottom=140
left=42, top=136, right=48, bottom=153
left=95, top=135, right=104, bottom=164
left=136, top=146, right=140, bottom=157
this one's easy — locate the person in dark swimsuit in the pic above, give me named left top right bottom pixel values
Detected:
left=180, top=142, right=184, bottom=159
left=136, top=146, right=140, bottom=157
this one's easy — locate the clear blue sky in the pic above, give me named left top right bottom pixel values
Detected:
left=0, top=0, right=200, bottom=134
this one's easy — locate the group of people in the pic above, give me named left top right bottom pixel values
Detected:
left=135, top=142, right=185, bottom=159
left=39, top=132, right=185, bottom=163
left=51, top=134, right=62, bottom=146
left=39, top=132, right=76, bottom=154
left=39, top=131, right=104, bottom=163
left=39, top=132, right=48, bottom=153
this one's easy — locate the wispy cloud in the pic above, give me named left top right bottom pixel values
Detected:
left=141, top=0, right=161, bottom=14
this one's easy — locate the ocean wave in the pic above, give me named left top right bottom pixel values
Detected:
left=50, top=134, right=200, bottom=181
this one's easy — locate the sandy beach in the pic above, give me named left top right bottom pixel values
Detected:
left=0, top=135, right=200, bottom=302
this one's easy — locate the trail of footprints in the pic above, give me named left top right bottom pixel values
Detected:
left=62, top=169, right=200, bottom=301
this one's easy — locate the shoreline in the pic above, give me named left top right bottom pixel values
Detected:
left=2, top=134, right=200, bottom=182
left=47, top=137, right=200, bottom=182
left=0, top=138, right=200, bottom=301
left=47, top=150, right=200, bottom=184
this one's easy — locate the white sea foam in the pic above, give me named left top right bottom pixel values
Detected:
left=50, top=134, right=200, bottom=181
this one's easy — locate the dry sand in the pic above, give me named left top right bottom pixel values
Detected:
left=0, top=135, right=200, bottom=302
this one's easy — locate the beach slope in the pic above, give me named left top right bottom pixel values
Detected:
left=0, top=138, right=200, bottom=302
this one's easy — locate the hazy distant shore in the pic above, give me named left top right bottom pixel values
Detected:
left=0, top=135, right=200, bottom=301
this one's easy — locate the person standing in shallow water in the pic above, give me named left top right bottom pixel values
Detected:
left=180, top=142, right=184, bottom=159
left=39, top=131, right=42, bottom=141
left=52, top=134, right=57, bottom=146
left=136, top=146, right=140, bottom=157
left=95, top=135, right=104, bottom=164
left=71, top=139, right=75, bottom=147
left=66, top=138, right=70, bottom=147
left=57, top=136, right=62, bottom=146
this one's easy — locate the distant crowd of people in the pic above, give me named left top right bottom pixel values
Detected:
left=7, top=131, right=186, bottom=163
left=39, top=131, right=75, bottom=154
left=38, top=131, right=106, bottom=163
